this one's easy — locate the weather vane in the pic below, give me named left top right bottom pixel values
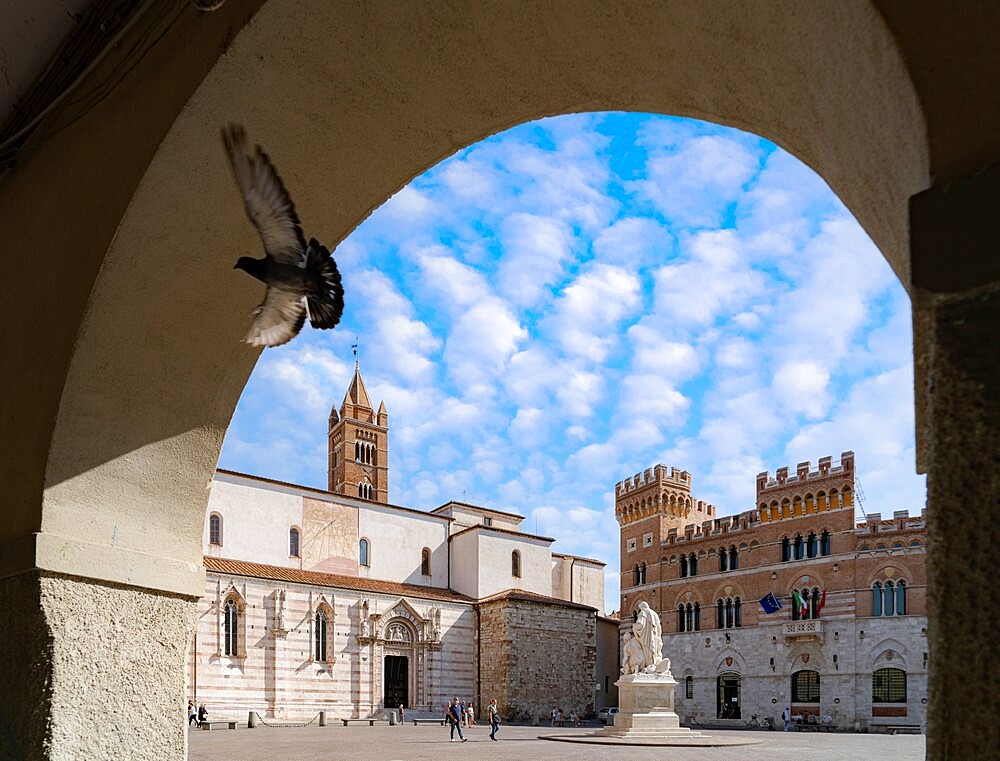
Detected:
left=352, top=337, right=359, bottom=365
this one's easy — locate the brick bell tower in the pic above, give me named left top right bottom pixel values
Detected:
left=327, top=360, right=389, bottom=502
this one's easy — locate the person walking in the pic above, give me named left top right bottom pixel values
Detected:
left=487, top=698, right=501, bottom=741
left=460, top=700, right=467, bottom=727
left=398, top=704, right=405, bottom=724
left=467, top=701, right=475, bottom=726
left=448, top=697, right=467, bottom=742
left=197, top=703, right=208, bottom=727
left=782, top=704, right=791, bottom=732
left=187, top=700, right=198, bottom=727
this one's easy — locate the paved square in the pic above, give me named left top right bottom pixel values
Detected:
left=188, top=724, right=924, bottom=760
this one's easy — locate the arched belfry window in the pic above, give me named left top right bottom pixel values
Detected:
left=512, top=550, right=521, bottom=578
left=223, top=598, right=239, bottom=657
left=359, top=538, right=370, bottom=567
left=421, top=547, right=431, bottom=576
left=289, top=527, right=300, bottom=557
left=209, top=513, right=223, bottom=546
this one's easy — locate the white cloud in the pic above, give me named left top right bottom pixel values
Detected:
left=592, top=217, right=674, bottom=269
left=444, top=299, right=527, bottom=389
left=628, top=323, right=700, bottom=382
left=496, top=213, right=574, bottom=308
left=772, top=359, right=831, bottom=419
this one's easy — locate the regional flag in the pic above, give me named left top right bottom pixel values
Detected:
left=759, top=592, right=782, bottom=614
left=816, top=588, right=828, bottom=617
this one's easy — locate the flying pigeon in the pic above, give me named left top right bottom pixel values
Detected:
left=223, top=125, right=344, bottom=347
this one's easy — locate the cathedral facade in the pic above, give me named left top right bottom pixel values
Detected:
left=188, top=364, right=615, bottom=720
left=617, top=453, right=928, bottom=732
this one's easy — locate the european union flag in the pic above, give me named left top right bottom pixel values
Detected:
left=759, top=592, right=782, bottom=614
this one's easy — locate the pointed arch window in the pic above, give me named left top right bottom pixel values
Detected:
left=729, top=546, right=738, bottom=570
left=688, top=553, right=698, bottom=576
left=633, top=564, right=640, bottom=586
left=781, top=537, right=791, bottom=562
left=512, top=550, right=521, bottom=578
left=685, top=675, right=694, bottom=699
left=209, top=513, right=223, bottom=546
left=719, top=548, right=729, bottom=572
left=734, top=597, right=742, bottom=627
left=678, top=604, right=686, bottom=632
left=895, top=580, right=906, bottom=614
left=421, top=547, right=431, bottom=576
left=793, top=534, right=804, bottom=560
left=680, top=555, right=688, bottom=578
left=289, top=527, right=300, bottom=557
left=223, top=599, right=239, bottom=657
left=807, top=532, right=817, bottom=558
left=717, top=599, right=724, bottom=629
left=359, top=538, right=370, bottom=567
left=640, top=562, right=647, bottom=584
left=883, top=580, right=896, bottom=616
left=315, top=609, right=328, bottom=661
left=872, top=582, right=883, bottom=616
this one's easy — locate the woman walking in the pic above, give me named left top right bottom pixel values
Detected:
left=487, top=699, right=500, bottom=741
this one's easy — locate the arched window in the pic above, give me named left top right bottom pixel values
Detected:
left=781, top=537, right=791, bottom=562
left=685, top=603, right=695, bottom=632
left=633, top=564, right=641, bottom=586
left=719, top=548, right=729, bottom=572
left=729, top=546, right=739, bottom=570
left=793, top=534, right=804, bottom=560
left=512, top=550, right=521, bottom=578
left=809, top=587, right=821, bottom=619
left=872, top=668, right=907, bottom=703
left=820, top=530, right=831, bottom=556
left=725, top=598, right=734, bottom=628
left=791, top=670, right=820, bottom=702
left=640, top=562, right=647, bottom=584
left=315, top=609, right=328, bottom=661
left=717, top=599, right=724, bottom=629
left=896, top=580, right=907, bottom=614
left=693, top=602, right=701, bottom=631
left=223, top=598, right=239, bottom=657
left=689, top=553, right=698, bottom=576
left=734, top=597, right=742, bottom=628
left=680, top=555, right=688, bottom=578
left=421, top=547, right=431, bottom=576
left=289, top=527, right=300, bottom=557
left=883, top=580, right=896, bottom=616
left=355, top=441, right=360, bottom=461
left=807, top=532, right=817, bottom=558
left=678, top=604, right=686, bottom=632
left=359, top=538, right=370, bottom=567
left=685, top=675, right=694, bottom=699
left=209, top=513, right=223, bottom=546
left=872, top=582, right=883, bottom=616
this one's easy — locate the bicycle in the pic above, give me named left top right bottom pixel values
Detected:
left=746, top=714, right=774, bottom=730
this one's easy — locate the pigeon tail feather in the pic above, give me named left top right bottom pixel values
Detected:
left=304, top=238, right=345, bottom=329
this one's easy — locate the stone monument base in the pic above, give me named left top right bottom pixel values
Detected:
left=598, top=672, right=702, bottom=739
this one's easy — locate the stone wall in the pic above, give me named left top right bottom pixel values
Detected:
left=477, top=596, right=596, bottom=722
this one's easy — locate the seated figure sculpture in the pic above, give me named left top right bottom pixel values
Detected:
left=621, top=631, right=644, bottom=675
left=622, top=601, right=673, bottom=677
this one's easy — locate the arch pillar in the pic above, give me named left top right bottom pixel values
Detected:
left=913, top=165, right=1000, bottom=759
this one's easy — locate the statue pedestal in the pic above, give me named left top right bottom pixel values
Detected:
left=598, top=673, right=704, bottom=739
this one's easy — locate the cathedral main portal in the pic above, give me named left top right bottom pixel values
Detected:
left=384, top=655, right=409, bottom=709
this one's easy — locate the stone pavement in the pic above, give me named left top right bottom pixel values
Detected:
left=189, top=723, right=924, bottom=760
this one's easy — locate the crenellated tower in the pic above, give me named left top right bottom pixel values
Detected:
left=327, top=361, right=389, bottom=502
left=755, top=451, right=854, bottom=522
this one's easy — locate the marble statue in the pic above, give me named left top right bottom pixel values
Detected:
left=632, top=600, right=663, bottom=672
left=275, top=589, right=286, bottom=630
left=621, top=631, right=644, bottom=675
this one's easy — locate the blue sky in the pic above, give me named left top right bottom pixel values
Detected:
left=219, top=112, right=926, bottom=614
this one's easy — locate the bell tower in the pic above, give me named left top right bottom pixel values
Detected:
left=328, top=360, right=389, bottom=502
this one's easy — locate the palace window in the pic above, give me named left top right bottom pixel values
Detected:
left=807, top=532, right=817, bottom=558
left=791, top=670, right=820, bottom=703
left=315, top=609, right=328, bottom=661
left=729, top=546, right=739, bottom=570
left=289, top=527, right=300, bottom=557
left=680, top=555, right=688, bottom=578
left=872, top=580, right=906, bottom=616
left=719, top=548, right=729, bottom=572
left=685, top=676, right=694, bottom=699
left=640, top=562, right=647, bottom=584
left=512, top=550, right=521, bottom=578
left=358, top=482, right=373, bottom=500
left=793, top=534, right=804, bottom=560
left=359, top=538, right=370, bottom=567
left=820, top=530, right=831, bottom=556
left=791, top=587, right=822, bottom=620
left=781, top=537, right=791, bottom=562
left=872, top=668, right=907, bottom=703
left=223, top=599, right=239, bottom=657
left=634, top=564, right=641, bottom=586
left=483, top=517, right=492, bottom=527
left=678, top=602, right=701, bottom=632
left=716, top=597, right=742, bottom=629
left=421, top=547, right=431, bottom=576
left=209, top=513, right=223, bottom=546
left=688, top=553, right=698, bottom=577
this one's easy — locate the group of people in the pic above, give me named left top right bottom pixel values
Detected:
left=444, top=696, right=501, bottom=741
left=549, top=707, right=581, bottom=727
left=186, top=700, right=208, bottom=727
left=782, top=705, right=834, bottom=730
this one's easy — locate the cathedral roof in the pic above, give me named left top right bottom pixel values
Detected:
left=204, top=556, right=474, bottom=602
left=477, top=587, right=597, bottom=612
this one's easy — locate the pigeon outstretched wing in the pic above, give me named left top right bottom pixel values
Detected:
left=222, top=125, right=306, bottom=265
left=245, top=286, right=307, bottom=348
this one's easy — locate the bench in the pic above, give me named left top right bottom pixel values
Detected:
left=884, top=725, right=921, bottom=735
left=341, top=718, right=379, bottom=727
left=792, top=722, right=836, bottom=732
left=412, top=718, right=446, bottom=726
left=199, top=721, right=238, bottom=730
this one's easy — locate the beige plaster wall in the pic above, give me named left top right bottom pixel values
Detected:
left=204, top=475, right=304, bottom=566
left=477, top=532, right=552, bottom=599
left=358, top=503, right=449, bottom=587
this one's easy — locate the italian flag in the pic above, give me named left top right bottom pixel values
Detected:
left=792, top=590, right=808, bottom=618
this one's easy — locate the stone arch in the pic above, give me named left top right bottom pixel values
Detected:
left=871, top=638, right=909, bottom=670
left=715, top=649, right=747, bottom=674
left=865, top=563, right=911, bottom=587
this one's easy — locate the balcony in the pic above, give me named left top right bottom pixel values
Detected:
left=783, top=620, right=822, bottom=640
